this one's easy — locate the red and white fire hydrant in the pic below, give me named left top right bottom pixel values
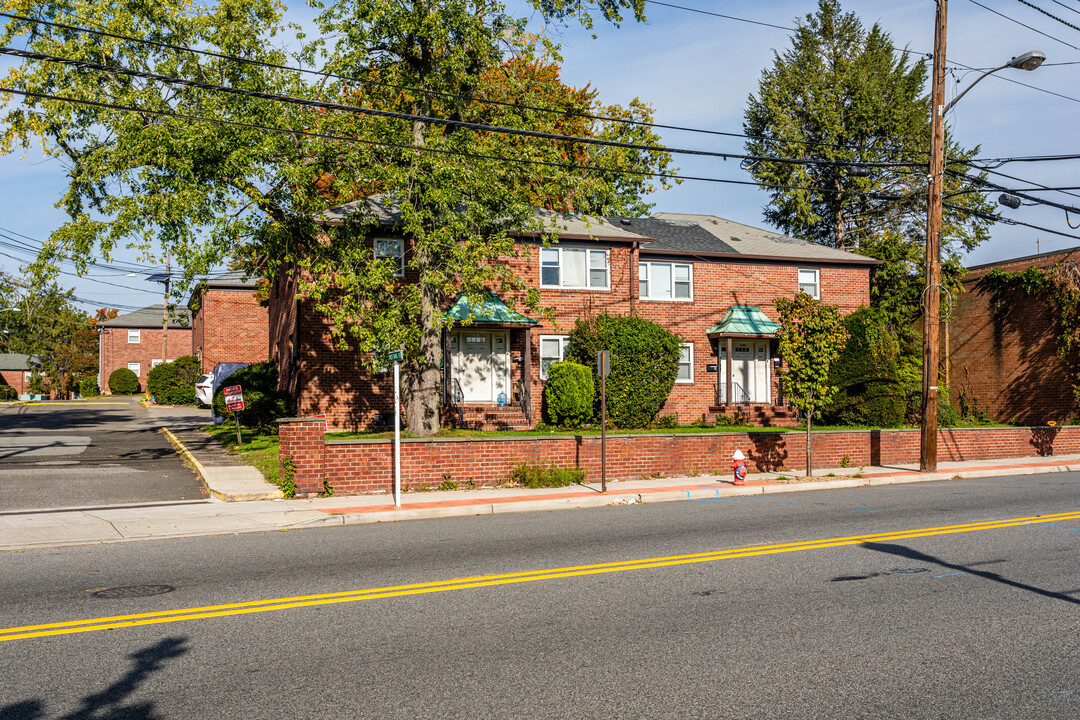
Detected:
left=732, top=449, right=748, bottom=485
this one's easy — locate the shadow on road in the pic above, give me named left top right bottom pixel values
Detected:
left=0, top=636, right=189, bottom=719
left=865, top=541, right=1080, bottom=606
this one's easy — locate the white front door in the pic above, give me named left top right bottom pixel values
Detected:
left=451, top=331, right=510, bottom=403
left=719, top=341, right=771, bottom=403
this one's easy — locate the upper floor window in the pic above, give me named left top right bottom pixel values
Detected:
left=639, top=261, right=692, bottom=301
left=374, top=237, right=405, bottom=277
left=798, top=268, right=820, bottom=299
left=540, top=247, right=608, bottom=290
left=539, top=335, right=570, bottom=380
left=128, top=329, right=141, bottom=344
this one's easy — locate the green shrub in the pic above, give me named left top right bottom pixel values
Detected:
left=212, top=361, right=290, bottom=428
left=108, top=367, right=140, bottom=395
left=653, top=414, right=678, bottom=429
left=823, top=308, right=905, bottom=427
left=78, top=376, right=99, bottom=398
left=567, top=312, right=682, bottom=428
left=543, top=361, right=594, bottom=428
left=0, top=385, right=16, bottom=400
left=147, top=355, right=201, bottom=405
left=510, top=461, right=585, bottom=488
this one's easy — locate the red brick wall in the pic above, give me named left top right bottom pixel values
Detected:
left=949, top=249, right=1080, bottom=424
left=0, top=368, right=28, bottom=395
left=279, top=419, right=1075, bottom=495
left=268, top=238, right=874, bottom=431
left=191, top=288, right=269, bottom=372
left=99, top=326, right=193, bottom=394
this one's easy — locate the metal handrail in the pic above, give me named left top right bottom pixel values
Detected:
left=452, top=378, right=465, bottom=426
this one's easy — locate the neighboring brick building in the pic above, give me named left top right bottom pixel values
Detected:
left=269, top=197, right=877, bottom=431
left=0, top=353, right=41, bottom=399
left=949, top=246, right=1080, bottom=424
left=98, top=305, right=192, bottom=393
left=189, top=270, right=269, bottom=372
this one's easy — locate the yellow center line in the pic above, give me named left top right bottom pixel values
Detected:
left=3, top=510, right=1077, bottom=642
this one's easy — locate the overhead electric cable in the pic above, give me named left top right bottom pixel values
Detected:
left=965, top=0, right=1080, bottom=51
left=0, top=46, right=925, bottom=170
left=946, top=169, right=1080, bottom=213
left=0, top=11, right=918, bottom=157
left=1013, top=0, right=1080, bottom=32
left=946, top=201, right=1080, bottom=240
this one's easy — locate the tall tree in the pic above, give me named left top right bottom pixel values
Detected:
left=744, top=0, right=992, bottom=333
left=0, top=0, right=669, bottom=435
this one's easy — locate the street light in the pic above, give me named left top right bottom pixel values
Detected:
left=920, top=22, right=1046, bottom=471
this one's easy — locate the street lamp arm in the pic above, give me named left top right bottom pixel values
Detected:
left=942, top=51, right=1046, bottom=115
left=942, top=63, right=1010, bottom=115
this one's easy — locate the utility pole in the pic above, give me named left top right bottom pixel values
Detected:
left=921, top=0, right=948, bottom=472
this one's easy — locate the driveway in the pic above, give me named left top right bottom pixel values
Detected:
left=0, top=399, right=209, bottom=511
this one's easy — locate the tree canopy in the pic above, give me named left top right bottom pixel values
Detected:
left=0, top=0, right=672, bottom=433
left=744, top=0, right=993, bottom=336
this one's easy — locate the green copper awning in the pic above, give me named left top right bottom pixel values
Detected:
left=446, top=291, right=538, bottom=326
left=707, top=305, right=781, bottom=337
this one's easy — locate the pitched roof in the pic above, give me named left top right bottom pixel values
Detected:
left=202, top=270, right=258, bottom=288
left=707, top=305, right=782, bottom=337
left=606, top=216, right=738, bottom=254
left=446, top=292, right=538, bottom=326
left=649, top=212, right=880, bottom=265
left=0, top=353, right=41, bottom=371
left=98, top=305, right=191, bottom=329
left=313, top=195, right=646, bottom=241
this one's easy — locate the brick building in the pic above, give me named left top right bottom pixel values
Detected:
left=0, top=353, right=41, bottom=399
left=98, top=305, right=192, bottom=393
left=949, top=246, right=1080, bottom=424
left=269, top=198, right=877, bottom=431
left=188, top=270, right=269, bottom=372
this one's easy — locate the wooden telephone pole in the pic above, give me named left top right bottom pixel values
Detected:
left=921, top=0, right=948, bottom=472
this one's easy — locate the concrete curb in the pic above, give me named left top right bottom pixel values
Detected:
left=159, top=427, right=284, bottom=502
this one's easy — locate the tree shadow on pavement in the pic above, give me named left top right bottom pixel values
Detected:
left=0, top=636, right=188, bottom=720
left=865, top=541, right=1080, bottom=606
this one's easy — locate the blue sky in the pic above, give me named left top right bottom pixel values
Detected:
left=2, top=0, right=1078, bottom=312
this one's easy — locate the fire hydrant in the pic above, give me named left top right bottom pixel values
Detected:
left=732, top=449, right=748, bottom=485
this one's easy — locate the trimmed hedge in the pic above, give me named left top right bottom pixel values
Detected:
left=568, top=312, right=681, bottom=428
left=543, top=361, right=594, bottom=428
left=147, top=355, right=201, bottom=405
left=108, top=367, right=140, bottom=395
left=212, top=361, right=290, bottom=428
left=823, top=308, right=905, bottom=427
left=78, top=376, right=99, bottom=398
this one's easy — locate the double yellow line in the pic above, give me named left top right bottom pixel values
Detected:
left=4, top=510, right=1079, bottom=643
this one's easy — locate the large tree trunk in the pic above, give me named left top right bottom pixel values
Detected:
left=405, top=278, right=442, bottom=437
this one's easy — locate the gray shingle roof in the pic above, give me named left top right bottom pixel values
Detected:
left=649, top=212, right=879, bottom=265
left=606, top=216, right=738, bottom=254
left=203, top=270, right=258, bottom=288
left=98, top=305, right=191, bottom=329
left=0, top=353, right=41, bottom=371
left=314, top=195, right=645, bottom=241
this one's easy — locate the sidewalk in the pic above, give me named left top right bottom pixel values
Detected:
left=3, top=421, right=1080, bottom=551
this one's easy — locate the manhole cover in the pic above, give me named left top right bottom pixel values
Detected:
left=88, top=585, right=176, bottom=599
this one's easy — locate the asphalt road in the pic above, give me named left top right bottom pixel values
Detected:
left=0, top=400, right=208, bottom=511
left=2, top=473, right=1080, bottom=718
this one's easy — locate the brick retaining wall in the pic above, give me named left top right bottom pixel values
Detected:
left=278, top=419, right=1080, bottom=496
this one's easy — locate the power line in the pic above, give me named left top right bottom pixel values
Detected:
left=0, top=11, right=908, bottom=157
left=965, top=0, right=1080, bottom=51
left=1013, top=0, right=1080, bottom=32
left=0, top=47, right=926, bottom=171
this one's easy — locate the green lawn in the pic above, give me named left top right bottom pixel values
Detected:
left=203, top=425, right=281, bottom=485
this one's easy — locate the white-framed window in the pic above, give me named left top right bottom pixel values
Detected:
left=639, top=261, right=693, bottom=301
left=540, top=247, right=609, bottom=290
left=676, top=343, right=693, bottom=383
left=23, top=371, right=31, bottom=382
left=127, top=362, right=141, bottom=377
left=798, top=268, right=820, bottom=299
left=374, top=237, right=405, bottom=277
left=539, top=335, right=571, bottom=380
left=128, top=329, right=141, bottom=344
left=151, top=359, right=163, bottom=369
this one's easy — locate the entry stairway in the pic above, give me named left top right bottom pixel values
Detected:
left=709, top=403, right=800, bottom=428
left=455, top=404, right=532, bottom=431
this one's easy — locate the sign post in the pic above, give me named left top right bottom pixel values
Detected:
left=388, top=351, right=403, bottom=508
left=598, top=350, right=610, bottom=493
left=223, top=384, right=244, bottom=445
